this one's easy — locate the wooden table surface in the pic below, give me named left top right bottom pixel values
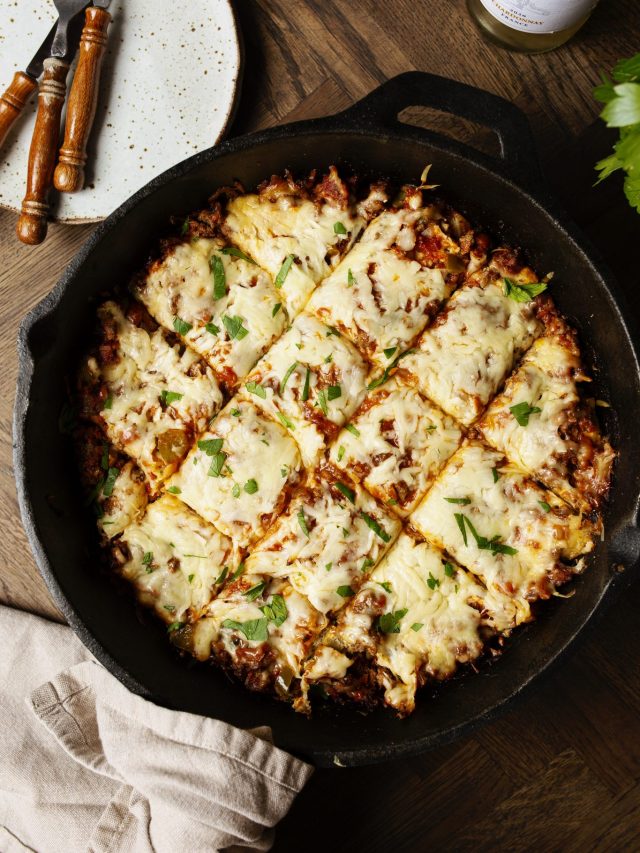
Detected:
left=2, top=1, right=640, bottom=850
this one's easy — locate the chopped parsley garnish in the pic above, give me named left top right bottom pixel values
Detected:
left=231, top=408, right=241, bottom=417
left=222, top=314, right=248, bottom=340
left=336, top=482, right=355, bottom=504
left=103, top=395, right=113, bottom=410
left=334, top=221, right=347, bottom=234
left=302, top=366, right=311, bottom=402
left=205, top=322, right=220, bottom=335
left=444, top=561, right=456, bottom=577
left=539, top=500, right=551, bottom=513
left=503, top=277, right=548, bottom=302
left=188, top=574, right=195, bottom=583
left=298, top=507, right=310, bottom=537
left=345, top=423, right=360, bottom=438
left=160, top=390, right=183, bottom=406
left=180, top=217, right=189, bottom=236
left=245, top=381, right=267, bottom=399
left=198, top=438, right=223, bottom=455
left=444, top=497, right=471, bottom=505
left=427, top=572, right=440, bottom=590
left=360, top=511, right=391, bottom=542
left=411, top=622, right=423, bottom=632
left=229, top=562, right=245, bottom=581
left=210, top=254, right=227, bottom=300
left=272, top=302, right=282, bottom=317
left=221, top=246, right=255, bottom=264
left=325, top=562, right=333, bottom=572
left=361, top=557, right=374, bottom=573
left=324, top=353, right=333, bottom=364
left=509, top=401, right=542, bottom=426
left=336, top=585, right=355, bottom=598
left=173, top=315, right=193, bottom=336
left=326, top=327, right=341, bottom=337
left=163, top=604, right=176, bottom=613
left=367, top=348, right=415, bottom=391
left=244, top=478, right=259, bottom=495
left=383, top=346, right=398, bottom=359
left=275, top=254, right=295, bottom=288
left=100, top=443, right=109, bottom=471
left=281, top=465, right=289, bottom=477
left=166, top=486, right=181, bottom=494
left=232, top=483, right=241, bottom=498
left=377, top=608, right=408, bottom=634
left=167, top=621, right=185, bottom=633
left=454, top=513, right=518, bottom=556
left=260, top=594, right=288, bottom=627
left=337, top=445, right=346, bottom=462
left=221, top=617, right=268, bottom=642
left=244, top=580, right=266, bottom=601
left=102, top=467, right=119, bottom=498
left=142, top=551, right=153, bottom=566
left=316, top=389, right=329, bottom=416
left=295, top=343, right=303, bottom=350
left=276, top=411, right=295, bottom=430
left=378, top=580, right=392, bottom=593
left=280, top=361, right=298, bottom=393
left=207, top=452, right=227, bottom=478
left=425, top=424, right=437, bottom=432
left=327, top=384, right=342, bottom=401
left=492, top=467, right=501, bottom=483
left=347, top=268, right=355, bottom=287
left=214, top=565, right=228, bottom=585
left=342, top=527, right=350, bottom=538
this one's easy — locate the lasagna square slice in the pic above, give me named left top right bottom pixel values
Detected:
left=400, top=250, right=548, bottom=426
left=238, top=313, right=368, bottom=466
left=477, top=333, right=615, bottom=512
left=172, top=574, right=327, bottom=700
left=168, top=399, right=303, bottom=550
left=110, top=494, right=236, bottom=625
left=135, top=237, right=287, bottom=392
left=301, top=533, right=522, bottom=716
left=328, top=376, right=463, bottom=516
left=305, top=198, right=484, bottom=366
left=223, top=168, right=369, bottom=317
left=410, top=440, right=598, bottom=604
left=79, top=301, right=223, bottom=492
left=245, top=470, right=401, bottom=615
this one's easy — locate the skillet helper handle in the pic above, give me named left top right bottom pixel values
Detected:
left=0, top=72, right=38, bottom=150
left=17, top=57, right=70, bottom=245
left=341, top=71, right=542, bottom=189
left=54, top=6, right=111, bottom=193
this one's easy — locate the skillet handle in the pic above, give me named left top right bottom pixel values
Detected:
left=337, top=71, right=542, bottom=190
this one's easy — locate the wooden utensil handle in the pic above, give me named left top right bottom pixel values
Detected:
left=0, top=71, right=37, bottom=149
left=54, top=6, right=111, bottom=193
left=17, top=58, right=69, bottom=245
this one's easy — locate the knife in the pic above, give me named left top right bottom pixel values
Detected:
left=16, top=0, right=89, bottom=245
left=54, top=0, right=113, bottom=193
left=0, top=23, right=58, bottom=150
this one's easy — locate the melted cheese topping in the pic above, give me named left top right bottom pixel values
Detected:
left=186, top=576, right=327, bottom=684
left=92, top=302, right=222, bottom=490
left=224, top=194, right=363, bottom=316
left=478, top=335, right=614, bottom=512
left=138, top=239, right=287, bottom=390
left=410, top=440, right=596, bottom=603
left=401, top=275, right=542, bottom=425
left=239, top=313, right=368, bottom=466
left=97, top=461, right=148, bottom=539
left=329, top=377, right=462, bottom=516
left=245, top=473, right=401, bottom=614
left=114, top=494, right=234, bottom=623
left=168, top=400, right=303, bottom=549
left=306, top=209, right=449, bottom=365
left=306, top=533, right=521, bottom=714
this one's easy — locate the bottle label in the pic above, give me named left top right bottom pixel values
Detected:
left=478, top=0, right=597, bottom=33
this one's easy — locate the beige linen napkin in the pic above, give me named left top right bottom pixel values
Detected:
left=0, top=605, right=313, bottom=853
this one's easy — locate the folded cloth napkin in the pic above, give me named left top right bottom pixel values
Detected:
left=0, top=605, right=313, bottom=853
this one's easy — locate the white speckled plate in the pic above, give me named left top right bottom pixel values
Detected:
left=0, top=0, right=241, bottom=222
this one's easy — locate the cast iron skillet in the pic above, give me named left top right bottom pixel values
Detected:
left=14, top=72, right=640, bottom=768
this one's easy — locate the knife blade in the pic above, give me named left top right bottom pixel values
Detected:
left=54, top=0, right=114, bottom=193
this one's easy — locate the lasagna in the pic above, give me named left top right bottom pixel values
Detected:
left=74, top=165, right=614, bottom=718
